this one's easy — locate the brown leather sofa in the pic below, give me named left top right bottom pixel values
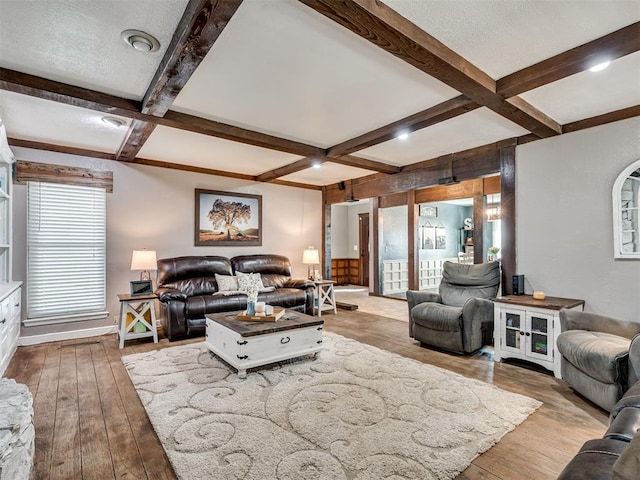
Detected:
left=155, top=254, right=315, bottom=341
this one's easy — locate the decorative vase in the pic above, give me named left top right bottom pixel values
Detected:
left=246, top=301, right=256, bottom=315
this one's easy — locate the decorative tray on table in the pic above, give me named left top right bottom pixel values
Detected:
left=236, top=307, right=285, bottom=322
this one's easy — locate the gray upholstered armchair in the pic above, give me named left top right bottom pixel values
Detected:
left=407, top=261, right=500, bottom=354
left=557, top=309, right=640, bottom=411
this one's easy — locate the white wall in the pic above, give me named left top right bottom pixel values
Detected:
left=12, top=148, right=322, bottom=337
left=517, top=117, right=640, bottom=321
left=330, top=205, right=349, bottom=258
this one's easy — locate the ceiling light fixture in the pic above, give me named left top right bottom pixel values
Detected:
left=121, top=29, right=160, bottom=53
left=101, top=116, right=126, bottom=128
left=397, top=131, right=410, bottom=140
left=589, top=61, right=610, bottom=72
left=312, top=162, right=321, bottom=169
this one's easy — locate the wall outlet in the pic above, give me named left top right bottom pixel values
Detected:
left=113, top=315, right=120, bottom=325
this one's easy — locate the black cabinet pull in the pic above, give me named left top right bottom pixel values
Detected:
left=317, top=340, right=323, bottom=344
left=280, top=336, right=291, bottom=344
left=237, top=355, right=248, bottom=360
left=237, top=340, right=248, bottom=345
left=519, top=331, right=525, bottom=335
left=525, top=332, right=531, bottom=336
left=317, top=326, right=323, bottom=331
left=0, top=319, right=5, bottom=324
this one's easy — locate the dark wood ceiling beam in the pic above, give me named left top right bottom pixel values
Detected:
left=142, top=0, right=244, bottom=115
left=116, top=120, right=157, bottom=162
left=131, top=156, right=322, bottom=190
left=328, top=154, right=401, bottom=174
left=256, top=156, right=327, bottom=182
left=0, top=68, right=143, bottom=118
left=159, top=110, right=325, bottom=156
left=299, top=0, right=561, bottom=138
left=498, top=22, right=640, bottom=98
left=116, top=0, right=244, bottom=161
left=324, top=150, right=501, bottom=204
left=563, top=104, right=640, bottom=133
left=327, top=95, right=479, bottom=156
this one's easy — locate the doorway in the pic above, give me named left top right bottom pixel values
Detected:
left=358, top=213, right=370, bottom=287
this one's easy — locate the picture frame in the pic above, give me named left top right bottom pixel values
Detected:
left=130, top=280, right=153, bottom=296
left=419, top=205, right=437, bottom=218
left=195, top=189, right=262, bottom=246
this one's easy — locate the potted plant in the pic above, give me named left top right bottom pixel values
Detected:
left=488, top=246, right=500, bottom=261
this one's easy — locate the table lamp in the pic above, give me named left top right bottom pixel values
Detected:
left=302, top=246, right=320, bottom=280
left=131, top=249, right=157, bottom=281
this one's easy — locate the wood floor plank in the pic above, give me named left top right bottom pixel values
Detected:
left=50, top=345, right=81, bottom=479
left=91, top=342, right=148, bottom=479
left=32, top=342, right=62, bottom=480
left=105, top=337, right=175, bottom=479
left=76, top=344, right=116, bottom=480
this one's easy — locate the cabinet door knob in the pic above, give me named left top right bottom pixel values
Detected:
left=0, top=319, right=5, bottom=324
left=519, top=331, right=525, bottom=335
left=525, top=332, right=531, bottom=336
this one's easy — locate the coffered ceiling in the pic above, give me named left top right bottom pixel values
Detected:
left=1, top=0, right=639, bottom=190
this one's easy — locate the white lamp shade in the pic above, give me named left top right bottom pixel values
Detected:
left=302, top=247, right=320, bottom=265
left=130, top=250, right=157, bottom=271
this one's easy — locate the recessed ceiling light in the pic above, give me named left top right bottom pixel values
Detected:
left=312, top=162, right=321, bottom=169
left=397, top=131, right=410, bottom=140
left=121, top=29, right=160, bottom=53
left=102, top=116, right=126, bottom=128
left=589, top=61, right=610, bottom=72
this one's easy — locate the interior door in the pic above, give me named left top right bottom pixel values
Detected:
left=359, top=213, right=370, bottom=287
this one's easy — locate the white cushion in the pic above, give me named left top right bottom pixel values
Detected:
left=236, top=271, right=265, bottom=293
left=214, top=274, right=238, bottom=292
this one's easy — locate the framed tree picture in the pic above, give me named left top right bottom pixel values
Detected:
left=195, top=189, right=262, bottom=246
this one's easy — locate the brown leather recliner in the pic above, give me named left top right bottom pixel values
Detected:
left=155, top=254, right=315, bottom=341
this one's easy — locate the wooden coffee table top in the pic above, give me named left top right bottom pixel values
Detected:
left=206, top=310, right=323, bottom=337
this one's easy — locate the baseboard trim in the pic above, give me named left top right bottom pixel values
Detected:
left=18, top=325, right=118, bottom=346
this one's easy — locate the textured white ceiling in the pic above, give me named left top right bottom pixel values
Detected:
left=138, top=125, right=302, bottom=175
left=357, top=108, right=529, bottom=165
left=0, top=0, right=638, bottom=187
left=280, top=162, right=376, bottom=186
left=171, top=0, right=460, bottom=148
left=385, top=0, right=640, bottom=79
left=0, top=0, right=188, bottom=99
left=521, top=51, right=640, bottom=124
left=0, top=91, right=130, bottom=153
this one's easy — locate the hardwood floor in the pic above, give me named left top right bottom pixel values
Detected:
left=6, top=307, right=608, bottom=480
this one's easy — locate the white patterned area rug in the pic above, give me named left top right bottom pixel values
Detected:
left=123, top=332, right=541, bottom=480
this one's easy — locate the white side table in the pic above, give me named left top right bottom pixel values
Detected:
left=314, top=280, right=337, bottom=317
left=117, top=293, right=158, bottom=349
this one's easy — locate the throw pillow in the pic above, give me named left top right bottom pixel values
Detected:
left=215, top=274, right=238, bottom=292
left=236, top=271, right=265, bottom=293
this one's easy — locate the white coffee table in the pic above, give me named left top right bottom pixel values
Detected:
left=205, top=310, right=324, bottom=378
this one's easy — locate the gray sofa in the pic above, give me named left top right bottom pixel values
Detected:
left=557, top=376, right=640, bottom=480
left=557, top=309, right=640, bottom=412
left=407, top=261, right=500, bottom=354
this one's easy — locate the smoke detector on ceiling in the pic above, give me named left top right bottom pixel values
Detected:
left=121, top=30, right=160, bottom=52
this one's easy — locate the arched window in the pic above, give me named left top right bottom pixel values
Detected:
left=613, top=159, right=640, bottom=258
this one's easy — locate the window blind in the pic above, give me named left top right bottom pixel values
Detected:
left=27, top=182, right=107, bottom=323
